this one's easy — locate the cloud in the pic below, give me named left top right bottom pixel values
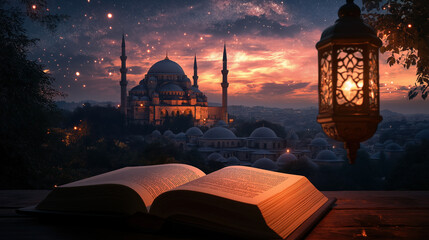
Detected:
left=256, top=81, right=311, bottom=96
left=206, top=14, right=301, bottom=38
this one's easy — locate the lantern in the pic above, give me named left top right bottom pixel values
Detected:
left=316, top=0, right=382, bottom=163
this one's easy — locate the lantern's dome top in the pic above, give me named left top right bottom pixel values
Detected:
left=316, top=0, right=382, bottom=48
left=338, top=0, right=360, bottom=18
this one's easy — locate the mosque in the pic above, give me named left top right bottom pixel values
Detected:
left=118, top=34, right=229, bottom=126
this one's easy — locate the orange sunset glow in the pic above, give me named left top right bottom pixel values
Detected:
left=29, top=0, right=427, bottom=113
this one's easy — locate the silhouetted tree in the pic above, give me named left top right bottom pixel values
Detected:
left=362, top=0, right=429, bottom=99
left=386, top=140, right=429, bottom=190
left=0, top=1, right=66, bottom=188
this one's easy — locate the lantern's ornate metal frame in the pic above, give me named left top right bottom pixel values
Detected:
left=316, top=0, right=383, bottom=163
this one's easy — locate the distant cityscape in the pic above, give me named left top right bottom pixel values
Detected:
left=56, top=100, right=429, bottom=179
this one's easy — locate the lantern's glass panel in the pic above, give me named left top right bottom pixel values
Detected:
left=368, top=48, right=379, bottom=110
left=320, top=50, right=333, bottom=112
left=336, top=47, right=364, bottom=106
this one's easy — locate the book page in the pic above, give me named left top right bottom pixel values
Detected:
left=62, top=164, right=205, bottom=210
left=174, top=166, right=303, bottom=205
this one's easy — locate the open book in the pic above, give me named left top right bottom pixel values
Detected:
left=24, top=164, right=335, bottom=239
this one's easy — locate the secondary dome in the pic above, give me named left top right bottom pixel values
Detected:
left=163, top=130, right=174, bottom=137
left=207, top=152, right=222, bottom=162
left=416, top=129, right=429, bottom=141
left=310, top=138, right=329, bottom=147
left=185, top=127, right=203, bottom=136
left=252, top=158, right=277, bottom=171
left=385, top=143, right=403, bottom=152
left=159, top=83, right=183, bottom=92
left=129, top=84, right=147, bottom=95
left=249, top=127, right=277, bottom=138
left=226, top=156, right=240, bottom=166
left=277, top=153, right=298, bottom=169
left=147, top=58, right=185, bottom=75
left=202, top=127, right=237, bottom=139
left=315, top=150, right=337, bottom=161
left=175, top=132, right=186, bottom=139
left=151, top=130, right=161, bottom=137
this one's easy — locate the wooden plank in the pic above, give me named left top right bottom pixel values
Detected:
left=0, top=190, right=50, bottom=208
left=2, top=190, right=429, bottom=240
left=323, top=191, right=429, bottom=209
left=317, top=209, right=429, bottom=227
left=306, top=226, right=429, bottom=240
left=0, top=218, right=240, bottom=240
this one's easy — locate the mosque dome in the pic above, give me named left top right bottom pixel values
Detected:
left=217, top=157, right=228, bottom=163
left=185, top=127, right=203, bottom=136
left=151, top=130, right=161, bottom=137
left=277, top=153, right=298, bottom=169
left=286, top=131, right=299, bottom=140
left=416, top=129, right=429, bottom=141
left=310, top=138, right=329, bottom=147
left=385, top=142, right=403, bottom=152
left=129, top=84, right=147, bottom=95
left=207, top=152, right=222, bottom=162
left=202, top=127, right=237, bottom=139
left=163, top=130, right=174, bottom=138
left=147, top=58, right=185, bottom=75
left=159, top=83, right=184, bottom=93
left=226, top=156, right=241, bottom=166
left=374, top=142, right=384, bottom=149
left=315, top=150, right=337, bottom=161
left=252, top=158, right=277, bottom=171
left=175, top=132, right=186, bottom=140
left=314, top=132, right=327, bottom=139
left=249, top=127, right=277, bottom=138
left=370, top=151, right=381, bottom=160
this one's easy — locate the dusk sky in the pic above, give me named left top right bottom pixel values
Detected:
left=25, top=0, right=428, bottom=114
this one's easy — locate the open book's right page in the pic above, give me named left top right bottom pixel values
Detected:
left=174, top=166, right=303, bottom=205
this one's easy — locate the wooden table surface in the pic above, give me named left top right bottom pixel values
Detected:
left=1, top=190, right=428, bottom=239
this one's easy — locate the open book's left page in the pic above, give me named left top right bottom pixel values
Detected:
left=36, top=164, right=205, bottom=215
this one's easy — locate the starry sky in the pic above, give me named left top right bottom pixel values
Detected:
left=24, top=0, right=428, bottom=114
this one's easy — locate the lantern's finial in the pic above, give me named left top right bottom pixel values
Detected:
left=345, top=142, right=359, bottom=164
left=338, top=0, right=361, bottom=18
